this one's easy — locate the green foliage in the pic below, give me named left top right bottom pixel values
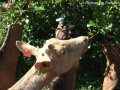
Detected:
left=0, top=0, right=120, bottom=89
left=76, top=43, right=105, bottom=90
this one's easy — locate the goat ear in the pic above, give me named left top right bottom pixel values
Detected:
left=16, top=41, right=37, bottom=56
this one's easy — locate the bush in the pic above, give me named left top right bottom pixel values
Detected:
left=0, top=0, right=120, bottom=89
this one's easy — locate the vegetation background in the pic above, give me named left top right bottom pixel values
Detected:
left=0, top=0, right=120, bottom=90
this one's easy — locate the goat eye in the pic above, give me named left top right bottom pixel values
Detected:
left=42, top=53, right=44, bottom=56
left=84, top=38, right=87, bottom=42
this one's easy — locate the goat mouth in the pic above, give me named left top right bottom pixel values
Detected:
left=35, top=61, right=50, bottom=70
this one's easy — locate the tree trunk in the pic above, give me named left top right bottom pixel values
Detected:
left=0, top=0, right=31, bottom=89
left=102, top=44, right=120, bottom=90
left=0, top=24, right=23, bottom=90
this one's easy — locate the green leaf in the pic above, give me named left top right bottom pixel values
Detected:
left=34, top=6, right=45, bottom=11
left=105, top=23, right=113, bottom=30
left=87, top=21, right=96, bottom=27
left=41, top=67, right=46, bottom=75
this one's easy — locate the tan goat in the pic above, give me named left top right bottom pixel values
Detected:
left=8, top=36, right=96, bottom=90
